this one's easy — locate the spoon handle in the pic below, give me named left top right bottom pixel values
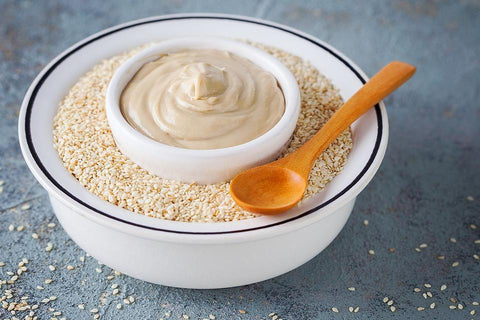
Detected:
left=275, top=61, right=416, bottom=177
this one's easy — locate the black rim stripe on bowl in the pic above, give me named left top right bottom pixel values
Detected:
left=25, top=15, right=382, bottom=235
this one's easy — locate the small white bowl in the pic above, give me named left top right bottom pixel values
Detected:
left=106, top=37, right=300, bottom=184
left=18, top=14, right=389, bottom=289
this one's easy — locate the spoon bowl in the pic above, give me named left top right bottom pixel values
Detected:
left=230, top=166, right=307, bottom=214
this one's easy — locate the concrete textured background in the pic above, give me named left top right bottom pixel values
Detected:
left=1, top=0, right=479, bottom=319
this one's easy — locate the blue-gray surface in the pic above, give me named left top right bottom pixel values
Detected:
left=1, top=0, right=479, bottom=319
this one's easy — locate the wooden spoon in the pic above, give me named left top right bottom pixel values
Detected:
left=230, top=61, right=416, bottom=214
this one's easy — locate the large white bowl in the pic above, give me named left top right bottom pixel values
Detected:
left=106, top=37, right=300, bottom=184
left=18, top=14, right=388, bottom=289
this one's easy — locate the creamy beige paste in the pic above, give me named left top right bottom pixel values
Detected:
left=120, top=49, right=285, bottom=149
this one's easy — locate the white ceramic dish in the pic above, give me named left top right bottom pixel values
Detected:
left=18, top=14, right=388, bottom=289
left=106, top=37, right=300, bottom=184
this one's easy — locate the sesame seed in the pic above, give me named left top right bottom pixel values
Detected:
left=36, top=286, right=44, bottom=290
left=363, top=219, right=369, bottom=226
left=114, top=271, right=122, bottom=276
left=50, top=296, right=57, bottom=301
left=21, top=203, right=31, bottom=210
left=475, top=239, right=480, bottom=244
left=387, top=300, right=394, bottom=306
left=414, top=288, right=421, bottom=292
left=470, top=224, right=477, bottom=230
left=417, top=307, right=425, bottom=311
left=430, top=303, right=435, bottom=309
left=16, top=225, right=24, bottom=232
left=116, top=304, right=122, bottom=310
left=41, top=298, right=50, bottom=303
left=419, top=243, right=428, bottom=248
left=426, top=291, right=432, bottom=298
left=441, top=284, right=447, bottom=291
left=473, top=301, right=479, bottom=306
left=348, top=306, right=353, bottom=312
left=90, top=308, right=98, bottom=313
left=48, top=265, right=56, bottom=271
left=450, top=297, right=457, bottom=303
left=9, top=224, right=14, bottom=231
left=390, top=306, right=396, bottom=312
left=123, top=299, right=130, bottom=305
left=368, top=249, right=375, bottom=255
left=471, top=310, right=476, bottom=315
left=422, top=293, right=427, bottom=299
left=0, top=262, right=4, bottom=267
left=467, top=196, right=474, bottom=201
left=111, top=284, right=119, bottom=289
left=32, top=233, right=39, bottom=239
left=348, top=287, right=355, bottom=291
left=45, top=243, right=53, bottom=252
left=45, top=279, right=53, bottom=284
left=96, top=268, right=102, bottom=273
left=438, top=255, right=445, bottom=259
left=424, top=283, right=431, bottom=288
left=209, top=315, right=216, bottom=319
left=449, top=305, right=456, bottom=309
left=112, top=289, right=119, bottom=295
left=473, top=254, right=479, bottom=260
left=452, top=261, right=459, bottom=267
left=450, top=237, right=457, bottom=243
left=238, top=309, right=246, bottom=314
left=94, top=314, right=100, bottom=319
left=383, top=297, right=389, bottom=303
left=354, top=306, right=359, bottom=313
left=107, top=275, right=115, bottom=280
left=128, top=296, right=135, bottom=303
left=67, top=265, right=74, bottom=270
left=183, top=315, right=190, bottom=319
left=415, top=248, right=422, bottom=252
left=458, top=303, right=463, bottom=310
left=331, top=307, right=339, bottom=313
left=79, top=256, right=85, bottom=262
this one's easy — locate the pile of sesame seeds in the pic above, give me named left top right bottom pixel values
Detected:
left=52, top=42, right=352, bottom=222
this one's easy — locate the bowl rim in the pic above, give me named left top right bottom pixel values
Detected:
left=106, top=36, right=301, bottom=157
left=18, top=13, right=388, bottom=242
